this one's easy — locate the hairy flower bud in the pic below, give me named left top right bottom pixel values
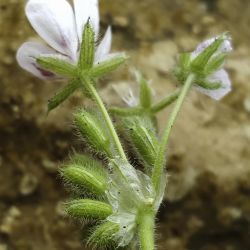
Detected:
left=74, top=110, right=111, bottom=154
left=126, top=117, right=159, bottom=171
left=62, top=159, right=107, bottom=195
left=66, top=199, right=112, bottom=219
left=87, top=221, right=120, bottom=248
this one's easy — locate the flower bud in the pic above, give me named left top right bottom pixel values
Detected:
left=175, top=33, right=232, bottom=100
left=126, top=118, right=159, bottom=171
left=136, top=71, right=152, bottom=109
left=74, top=110, right=111, bottom=154
left=66, top=199, right=112, bottom=219
left=87, top=221, right=119, bottom=248
left=62, top=160, right=107, bottom=195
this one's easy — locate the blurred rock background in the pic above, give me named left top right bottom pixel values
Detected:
left=0, top=0, right=250, bottom=249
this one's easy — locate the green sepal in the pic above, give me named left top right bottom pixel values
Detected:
left=136, top=71, right=152, bottom=109
left=87, top=221, right=119, bottom=248
left=179, top=53, right=191, bottom=69
left=47, top=79, right=81, bottom=113
left=79, top=20, right=95, bottom=70
left=66, top=199, right=112, bottom=219
left=37, top=56, right=77, bottom=77
left=61, top=155, right=108, bottom=195
left=205, top=53, right=226, bottom=75
left=191, top=36, right=224, bottom=72
left=74, top=109, right=111, bottom=154
left=196, top=80, right=221, bottom=90
left=109, top=107, right=142, bottom=117
left=89, top=53, right=128, bottom=78
left=125, top=117, right=159, bottom=172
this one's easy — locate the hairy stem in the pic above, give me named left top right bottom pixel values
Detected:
left=109, top=106, right=142, bottom=116
left=83, top=77, right=127, bottom=161
left=151, top=89, right=181, bottom=113
left=151, top=74, right=195, bottom=193
left=138, top=209, right=155, bottom=250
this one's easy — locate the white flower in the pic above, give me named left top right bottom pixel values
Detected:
left=17, top=0, right=114, bottom=79
left=192, top=35, right=232, bottom=100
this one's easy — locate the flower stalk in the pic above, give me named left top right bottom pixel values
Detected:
left=151, top=73, right=195, bottom=192
left=81, top=76, right=128, bottom=161
left=138, top=209, right=155, bottom=250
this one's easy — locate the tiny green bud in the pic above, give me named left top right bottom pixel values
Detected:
left=89, top=53, right=128, bottom=78
left=79, top=20, right=95, bottom=70
left=37, top=56, right=77, bottom=77
left=62, top=163, right=107, bottom=195
left=74, top=110, right=111, bottom=154
left=66, top=199, right=112, bottom=219
left=126, top=118, right=159, bottom=171
left=87, top=221, right=119, bottom=248
left=47, top=79, right=81, bottom=113
left=137, top=72, right=152, bottom=109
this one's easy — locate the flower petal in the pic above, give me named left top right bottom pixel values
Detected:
left=26, top=0, right=78, bottom=60
left=112, top=82, right=139, bottom=107
left=95, top=26, right=112, bottom=63
left=194, top=69, right=232, bottom=100
left=16, top=41, right=58, bottom=79
left=73, top=0, right=99, bottom=40
left=192, top=35, right=232, bottom=58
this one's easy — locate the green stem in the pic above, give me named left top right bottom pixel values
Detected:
left=151, top=74, right=195, bottom=192
left=138, top=210, right=155, bottom=250
left=109, top=106, right=142, bottom=116
left=151, top=89, right=181, bottom=114
left=83, top=77, right=127, bottom=161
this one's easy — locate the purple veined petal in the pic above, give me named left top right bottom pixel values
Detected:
left=16, top=41, right=58, bottom=79
left=73, top=0, right=99, bottom=40
left=194, top=69, right=232, bottom=100
left=26, top=0, right=78, bottom=61
left=95, top=26, right=112, bottom=63
left=191, top=35, right=233, bottom=58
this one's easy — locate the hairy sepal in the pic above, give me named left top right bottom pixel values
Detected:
left=89, top=53, right=128, bottom=78
left=47, top=79, right=81, bottom=113
left=37, top=56, right=77, bottom=77
left=79, top=20, right=95, bottom=70
left=191, top=37, right=225, bottom=73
